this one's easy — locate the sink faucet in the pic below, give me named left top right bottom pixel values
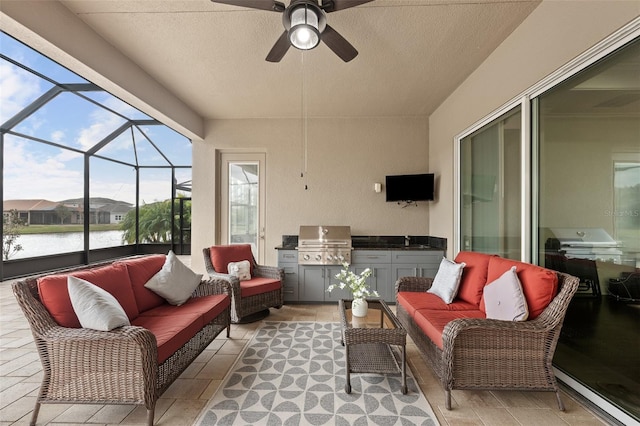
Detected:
left=405, top=236, right=410, bottom=247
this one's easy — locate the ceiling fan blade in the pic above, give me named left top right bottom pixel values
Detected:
left=266, top=31, right=291, bottom=62
left=321, top=25, right=358, bottom=62
left=210, top=0, right=285, bottom=12
left=322, top=0, right=374, bottom=13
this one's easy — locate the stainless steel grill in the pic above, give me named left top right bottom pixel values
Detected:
left=297, top=225, right=352, bottom=265
left=548, top=227, right=623, bottom=262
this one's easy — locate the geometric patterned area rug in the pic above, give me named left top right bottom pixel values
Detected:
left=196, top=321, right=439, bottom=425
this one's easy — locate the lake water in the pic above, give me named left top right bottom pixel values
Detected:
left=9, top=230, right=125, bottom=259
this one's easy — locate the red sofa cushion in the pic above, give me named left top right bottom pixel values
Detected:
left=117, top=255, right=166, bottom=312
left=133, top=294, right=230, bottom=364
left=397, top=292, right=478, bottom=317
left=240, top=277, right=281, bottom=298
left=133, top=312, right=202, bottom=364
left=140, top=294, right=230, bottom=325
left=38, top=263, right=139, bottom=328
left=209, top=244, right=254, bottom=275
left=482, top=256, right=559, bottom=320
left=454, top=251, right=494, bottom=306
left=414, top=308, right=486, bottom=349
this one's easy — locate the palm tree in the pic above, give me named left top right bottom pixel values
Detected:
left=120, top=199, right=191, bottom=244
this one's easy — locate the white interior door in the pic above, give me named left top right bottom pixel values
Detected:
left=219, top=152, right=266, bottom=263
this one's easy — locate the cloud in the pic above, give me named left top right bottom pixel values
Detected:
left=76, top=108, right=126, bottom=152
left=50, top=130, right=65, bottom=142
left=3, top=136, right=84, bottom=201
left=0, top=61, right=42, bottom=124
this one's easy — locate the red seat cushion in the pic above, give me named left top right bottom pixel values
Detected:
left=140, top=294, right=230, bottom=325
left=482, top=257, right=558, bottom=320
left=133, top=294, right=230, bottom=364
left=117, top=255, right=166, bottom=312
left=38, top=263, right=138, bottom=328
left=132, top=312, right=202, bottom=364
left=240, top=277, right=281, bottom=298
left=414, top=308, right=486, bottom=349
left=209, top=244, right=254, bottom=275
left=397, top=291, right=478, bottom=317
left=454, top=251, right=494, bottom=306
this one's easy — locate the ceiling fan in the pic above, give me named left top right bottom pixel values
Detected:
left=210, top=0, right=374, bottom=62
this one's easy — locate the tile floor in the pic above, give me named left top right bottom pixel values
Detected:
left=0, top=265, right=609, bottom=425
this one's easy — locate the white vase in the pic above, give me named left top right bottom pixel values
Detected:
left=352, top=298, right=368, bottom=317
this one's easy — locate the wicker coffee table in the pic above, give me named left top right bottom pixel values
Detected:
left=338, top=298, right=407, bottom=394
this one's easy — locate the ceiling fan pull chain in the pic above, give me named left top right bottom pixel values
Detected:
left=301, top=51, right=309, bottom=185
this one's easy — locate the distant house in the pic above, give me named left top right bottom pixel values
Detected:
left=3, top=199, right=62, bottom=225
left=100, top=203, right=132, bottom=223
left=3, top=198, right=133, bottom=225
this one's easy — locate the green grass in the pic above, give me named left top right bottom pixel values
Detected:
left=19, top=224, right=122, bottom=234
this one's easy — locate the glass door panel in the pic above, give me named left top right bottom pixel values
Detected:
left=536, top=38, right=640, bottom=422
left=219, top=153, right=266, bottom=263
left=460, top=108, right=522, bottom=259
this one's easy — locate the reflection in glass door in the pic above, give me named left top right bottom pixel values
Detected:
left=219, top=153, right=266, bottom=263
left=460, top=108, right=522, bottom=260
left=536, top=38, right=640, bottom=423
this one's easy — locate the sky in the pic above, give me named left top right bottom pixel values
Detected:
left=1, top=32, right=192, bottom=205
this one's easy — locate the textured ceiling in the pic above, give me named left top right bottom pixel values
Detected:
left=60, top=0, right=541, bottom=120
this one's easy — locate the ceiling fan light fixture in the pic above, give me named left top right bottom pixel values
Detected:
left=289, top=4, right=320, bottom=50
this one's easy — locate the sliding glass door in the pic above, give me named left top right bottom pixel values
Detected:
left=458, top=35, right=639, bottom=422
left=536, top=38, right=640, bottom=422
left=460, top=108, right=522, bottom=260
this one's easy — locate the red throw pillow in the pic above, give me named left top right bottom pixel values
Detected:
left=482, top=256, right=558, bottom=320
left=38, top=263, right=138, bottom=328
left=209, top=244, right=254, bottom=275
left=454, top=251, right=495, bottom=306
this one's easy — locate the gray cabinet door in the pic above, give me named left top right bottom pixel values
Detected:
left=278, top=250, right=300, bottom=301
left=391, top=250, right=444, bottom=282
left=298, top=266, right=327, bottom=301
left=281, top=263, right=299, bottom=302
left=324, top=265, right=350, bottom=302
left=351, top=263, right=393, bottom=303
left=352, top=251, right=393, bottom=303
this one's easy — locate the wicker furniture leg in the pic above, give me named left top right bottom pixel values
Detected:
left=29, top=402, right=40, bottom=426
left=345, top=343, right=352, bottom=393
left=556, top=390, right=565, bottom=411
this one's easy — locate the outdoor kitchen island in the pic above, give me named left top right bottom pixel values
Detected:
left=276, top=229, right=446, bottom=303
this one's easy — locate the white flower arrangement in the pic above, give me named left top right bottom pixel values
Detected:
left=327, top=262, right=379, bottom=300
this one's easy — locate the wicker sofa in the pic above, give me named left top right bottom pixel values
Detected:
left=12, top=254, right=231, bottom=426
left=395, top=251, right=580, bottom=411
left=203, top=244, right=284, bottom=323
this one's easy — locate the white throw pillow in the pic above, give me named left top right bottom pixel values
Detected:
left=483, top=266, right=529, bottom=321
left=144, top=250, right=203, bottom=306
left=427, top=257, right=466, bottom=304
left=227, top=260, right=251, bottom=281
left=67, top=276, right=130, bottom=331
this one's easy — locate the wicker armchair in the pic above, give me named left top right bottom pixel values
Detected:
left=203, top=245, right=284, bottom=323
left=396, top=271, right=580, bottom=410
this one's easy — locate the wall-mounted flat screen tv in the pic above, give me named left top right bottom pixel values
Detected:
left=385, top=173, right=435, bottom=202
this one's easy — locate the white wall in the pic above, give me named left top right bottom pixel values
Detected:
left=429, top=1, right=640, bottom=258
left=191, top=116, right=430, bottom=272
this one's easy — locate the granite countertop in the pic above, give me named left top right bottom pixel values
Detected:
left=276, top=235, right=446, bottom=251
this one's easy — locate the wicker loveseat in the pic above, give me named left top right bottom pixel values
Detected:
left=203, top=244, right=284, bottom=323
left=395, top=251, right=580, bottom=410
left=12, top=254, right=231, bottom=426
